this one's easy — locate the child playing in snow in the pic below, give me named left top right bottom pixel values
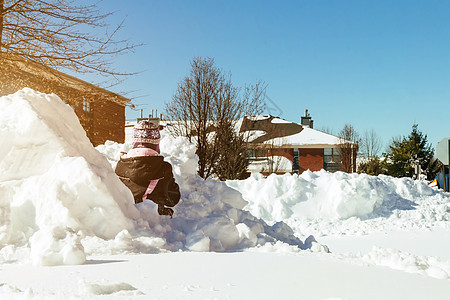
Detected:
left=115, top=120, right=180, bottom=217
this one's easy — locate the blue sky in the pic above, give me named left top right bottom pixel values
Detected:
left=87, top=0, right=450, bottom=151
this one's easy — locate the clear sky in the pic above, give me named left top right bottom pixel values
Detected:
left=87, top=0, right=450, bottom=152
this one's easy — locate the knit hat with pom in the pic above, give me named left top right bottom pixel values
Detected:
left=132, top=120, right=160, bottom=150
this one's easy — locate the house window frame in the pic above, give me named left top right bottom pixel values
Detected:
left=82, top=98, right=91, bottom=114
left=292, top=148, right=299, bottom=174
left=323, top=147, right=341, bottom=172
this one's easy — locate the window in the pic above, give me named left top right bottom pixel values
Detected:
left=323, top=148, right=341, bottom=172
left=292, top=148, right=299, bottom=174
left=82, top=98, right=91, bottom=114
left=247, top=149, right=268, bottom=158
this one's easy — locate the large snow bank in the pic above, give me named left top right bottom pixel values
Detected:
left=0, top=89, right=321, bottom=266
left=95, top=134, right=314, bottom=254
left=227, top=171, right=450, bottom=237
left=0, top=89, right=139, bottom=265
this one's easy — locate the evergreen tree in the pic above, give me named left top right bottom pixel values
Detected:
left=384, top=124, right=440, bottom=179
left=358, top=157, right=386, bottom=176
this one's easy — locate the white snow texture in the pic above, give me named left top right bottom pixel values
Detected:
left=0, top=89, right=309, bottom=266
left=0, top=89, right=449, bottom=286
left=226, top=170, right=450, bottom=237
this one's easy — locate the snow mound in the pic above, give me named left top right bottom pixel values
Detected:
left=0, top=89, right=139, bottom=265
left=0, top=89, right=316, bottom=266
left=81, top=281, right=142, bottom=296
left=97, top=134, right=311, bottom=253
left=361, top=247, right=450, bottom=280
left=227, top=170, right=450, bottom=237
left=340, top=246, right=450, bottom=280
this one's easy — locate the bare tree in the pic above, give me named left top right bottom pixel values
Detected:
left=213, top=121, right=249, bottom=180
left=360, top=129, right=382, bottom=158
left=0, top=0, right=138, bottom=85
left=357, top=129, right=384, bottom=175
left=165, top=57, right=265, bottom=179
left=264, top=137, right=288, bottom=174
left=319, top=126, right=334, bottom=135
left=337, top=124, right=360, bottom=173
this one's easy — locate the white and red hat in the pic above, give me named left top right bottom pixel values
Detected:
left=132, top=120, right=160, bottom=147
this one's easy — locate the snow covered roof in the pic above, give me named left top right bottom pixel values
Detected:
left=241, top=115, right=353, bottom=148
left=132, top=115, right=355, bottom=148
left=266, top=126, right=342, bottom=147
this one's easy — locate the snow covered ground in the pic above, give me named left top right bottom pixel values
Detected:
left=0, top=89, right=449, bottom=299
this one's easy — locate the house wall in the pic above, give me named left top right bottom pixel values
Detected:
left=91, top=100, right=125, bottom=146
left=298, top=148, right=323, bottom=173
left=0, top=64, right=126, bottom=146
left=263, top=148, right=326, bottom=173
left=257, top=147, right=352, bottom=174
left=267, top=148, right=293, bottom=161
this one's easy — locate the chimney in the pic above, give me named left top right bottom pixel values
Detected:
left=301, top=109, right=313, bottom=128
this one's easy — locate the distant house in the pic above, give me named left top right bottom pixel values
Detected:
left=241, top=111, right=358, bottom=175
left=0, top=54, right=130, bottom=146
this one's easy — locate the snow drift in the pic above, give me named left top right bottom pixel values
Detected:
left=96, top=134, right=310, bottom=254
left=2, top=88, right=448, bottom=272
left=0, top=89, right=318, bottom=266
left=227, top=170, right=450, bottom=237
left=0, top=89, right=140, bottom=265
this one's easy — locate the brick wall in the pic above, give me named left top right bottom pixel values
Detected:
left=1, top=87, right=126, bottom=147
left=91, top=100, right=125, bottom=146
left=299, top=148, right=323, bottom=173
left=268, top=148, right=294, bottom=161
left=1, top=61, right=128, bottom=147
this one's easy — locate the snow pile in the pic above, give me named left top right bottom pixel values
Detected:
left=96, top=134, right=315, bottom=254
left=227, top=170, right=450, bottom=237
left=0, top=89, right=322, bottom=266
left=337, top=247, right=450, bottom=280
left=361, top=247, right=450, bottom=280
left=80, top=281, right=142, bottom=297
left=95, top=140, right=130, bottom=169
left=0, top=89, right=139, bottom=265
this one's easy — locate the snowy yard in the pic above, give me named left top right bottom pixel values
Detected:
left=0, top=89, right=449, bottom=299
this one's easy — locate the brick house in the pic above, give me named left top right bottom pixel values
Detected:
left=0, top=55, right=130, bottom=146
left=241, top=111, right=358, bottom=175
